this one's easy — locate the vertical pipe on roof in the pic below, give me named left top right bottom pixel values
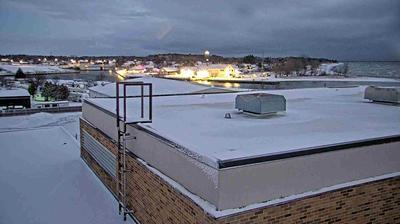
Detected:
left=141, top=85, right=144, bottom=118
left=116, top=81, right=120, bottom=128
left=123, top=84, right=127, bottom=123
left=149, top=84, right=153, bottom=121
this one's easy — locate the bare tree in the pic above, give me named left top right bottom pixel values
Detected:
left=34, top=75, right=46, bottom=87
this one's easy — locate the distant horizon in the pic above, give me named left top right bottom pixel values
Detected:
left=1, top=53, right=400, bottom=63
left=1, top=0, right=399, bottom=61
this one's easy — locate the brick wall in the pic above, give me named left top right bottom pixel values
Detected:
left=80, top=118, right=400, bottom=224
left=218, top=177, right=400, bottom=224
left=80, top=118, right=215, bottom=223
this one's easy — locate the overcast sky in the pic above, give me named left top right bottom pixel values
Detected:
left=0, top=0, right=399, bottom=60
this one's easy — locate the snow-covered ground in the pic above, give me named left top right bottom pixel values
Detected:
left=0, top=112, right=81, bottom=140
left=0, top=70, right=13, bottom=76
left=0, top=113, right=131, bottom=223
left=89, top=76, right=236, bottom=97
left=0, top=64, right=75, bottom=74
left=318, top=63, right=346, bottom=75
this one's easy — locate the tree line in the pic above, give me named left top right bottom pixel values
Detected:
left=28, top=79, right=69, bottom=101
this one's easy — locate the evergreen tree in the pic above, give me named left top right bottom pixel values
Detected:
left=15, top=68, right=25, bottom=79
left=243, top=55, right=256, bottom=64
left=28, top=82, right=37, bottom=96
left=42, top=82, right=69, bottom=101
left=57, top=85, right=69, bottom=100
left=42, top=82, right=56, bottom=101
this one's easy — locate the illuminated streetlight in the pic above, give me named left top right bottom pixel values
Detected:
left=204, top=50, right=210, bottom=62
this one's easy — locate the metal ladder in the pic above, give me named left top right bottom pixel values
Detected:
left=116, top=80, right=152, bottom=221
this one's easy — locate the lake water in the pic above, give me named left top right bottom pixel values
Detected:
left=41, top=62, right=400, bottom=84
left=346, top=62, right=400, bottom=79
left=198, top=62, right=400, bottom=90
left=39, top=70, right=119, bottom=82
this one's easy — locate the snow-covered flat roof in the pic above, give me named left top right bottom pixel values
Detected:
left=86, top=86, right=400, bottom=166
left=89, top=76, right=236, bottom=97
left=0, top=88, right=30, bottom=97
left=0, top=64, right=70, bottom=74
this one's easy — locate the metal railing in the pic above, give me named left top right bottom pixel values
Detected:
left=0, top=106, right=82, bottom=117
left=115, top=80, right=152, bottom=221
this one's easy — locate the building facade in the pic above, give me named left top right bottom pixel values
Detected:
left=80, top=118, right=400, bottom=223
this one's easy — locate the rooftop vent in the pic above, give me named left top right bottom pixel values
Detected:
left=364, top=86, right=400, bottom=104
left=235, top=93, right=286, bottom=115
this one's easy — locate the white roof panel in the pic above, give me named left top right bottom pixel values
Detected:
left=86, top=86, right=400, bottom=163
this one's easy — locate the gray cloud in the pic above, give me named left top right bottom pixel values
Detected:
left=0, top=0, right=399, bottom=60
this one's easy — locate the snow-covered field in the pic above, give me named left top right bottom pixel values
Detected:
left=0, top=113, right=132, bottom=224
left=89, top=76, right=234, bottom=97
left=0, top=64, right=75, bottom=74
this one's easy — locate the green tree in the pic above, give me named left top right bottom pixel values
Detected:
left=15, top=68, right=25, bottom=79
left=258, top=62, right=263, bottom=71
left=42, top=82, right=56, bottom=101
left=56, top=85, right=69, bottom=100
left=42, top=82, right=69, bottom=101
left=28, top=82, right=37, bottom=96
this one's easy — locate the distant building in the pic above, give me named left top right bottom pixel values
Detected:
left=178, top=64, right=239, bottom=79
left=121, top=61, right=135, bottom=68
left=0, top=69, right=14, bottom=77
left=31, top=100, right=69, bottom=109
left=128, top=65, right=146, bottom=74
left=0, top=88, right=31, bottom=110
left=197, top=64, right=238, bottom=78
left=160, top=67, right=179, bottom=76
left=1, top=58, right=11, bottom=64
left=179, top=66, right=197, bottom=78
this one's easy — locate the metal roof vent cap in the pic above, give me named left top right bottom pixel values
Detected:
left=235, top=93, right=286, bottom=116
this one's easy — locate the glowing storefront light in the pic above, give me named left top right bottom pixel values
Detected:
left=196, top=70, right=210, bottom=79
left=180, top=68, right=195, bottom=78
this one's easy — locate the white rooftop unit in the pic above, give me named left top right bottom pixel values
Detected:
left=364, top=86, right=400, bottom=104
left=235, top=93, right=286, bottom=114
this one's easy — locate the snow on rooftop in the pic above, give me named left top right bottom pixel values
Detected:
left=0, top=88, right=30, bottom=97
left=0, top=112, right=81, bottom=139
left=0, top=119, right=131, bottom=223
left=0, top=64, right=71, bottom=74
left=89, top=76, right=233, bottom=97
left=87, top=86, right=400, bottom=166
